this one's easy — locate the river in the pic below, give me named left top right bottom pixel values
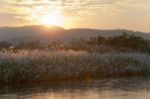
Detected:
left=0, top=76, right=150, bottom=99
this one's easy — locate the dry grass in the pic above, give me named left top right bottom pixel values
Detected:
left=0, top=49, right=150, bottom=83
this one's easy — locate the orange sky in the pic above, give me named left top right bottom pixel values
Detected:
left=0, top=0, right=150, bottom=32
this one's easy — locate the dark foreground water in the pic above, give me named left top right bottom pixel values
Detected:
left=0, top=76, right=150, bottom=99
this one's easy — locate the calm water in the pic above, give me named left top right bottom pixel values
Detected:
left=0, top=76, right=150, bottom=99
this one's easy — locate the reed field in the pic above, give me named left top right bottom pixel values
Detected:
left=0, top=49, right=150, bottom=83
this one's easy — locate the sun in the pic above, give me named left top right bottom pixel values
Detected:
left=41, top=18, right=58, bottom=26
left=28, top=6, right=66, bottom=27
left=38, top=14, right=64, bottom=27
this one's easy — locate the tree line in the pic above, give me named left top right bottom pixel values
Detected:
left=0, top=32, right=150, bottom=52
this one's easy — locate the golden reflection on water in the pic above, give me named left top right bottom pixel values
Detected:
left=0, top=89, right=149, bottom=99
left=0, top=77, right=150, bottom=99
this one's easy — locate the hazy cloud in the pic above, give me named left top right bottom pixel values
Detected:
left=0, top=0, right=150, bottom=32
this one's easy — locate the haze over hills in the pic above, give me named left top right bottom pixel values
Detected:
left=0, top=25, right=150, bottom=44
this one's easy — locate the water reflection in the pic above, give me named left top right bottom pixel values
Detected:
left=0, top=76, right=150, bottom=99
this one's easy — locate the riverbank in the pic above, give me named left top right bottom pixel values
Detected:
left=0, top=49, right=150, bottom=84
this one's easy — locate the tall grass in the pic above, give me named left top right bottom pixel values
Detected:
left=0, top=49, right=150, bottom=83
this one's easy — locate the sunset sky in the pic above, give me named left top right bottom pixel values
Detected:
left=0, top=0, right=150, bottom=32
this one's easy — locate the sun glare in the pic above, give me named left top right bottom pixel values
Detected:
left=38, top=14, right=64, bottom=27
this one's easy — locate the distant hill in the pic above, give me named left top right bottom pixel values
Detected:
left=0, top=25, right=64, bottom=40
left=0, top=25, right=150, bottom=44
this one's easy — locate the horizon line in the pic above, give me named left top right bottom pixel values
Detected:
left=0, top=24, right=149, bottom=33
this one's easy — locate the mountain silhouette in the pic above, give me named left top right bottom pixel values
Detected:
left=0, top=25, right=150, bottom=44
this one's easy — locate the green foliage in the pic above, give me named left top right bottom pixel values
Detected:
left=87, top=36, right=105, bottom=45
left=0, top=41, right=12, bottom=49
left=16, top=40, right=42, bottom=49
left=86, top=32, right=150, bottom=52
left=0, top=32, right=149, bottom=53
left=105, top=33, right=150, bottom=52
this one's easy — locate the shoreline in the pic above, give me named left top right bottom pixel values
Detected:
left=0, top=74, right=149, bottom=85
left=0, top=50, right=150, bottom=84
